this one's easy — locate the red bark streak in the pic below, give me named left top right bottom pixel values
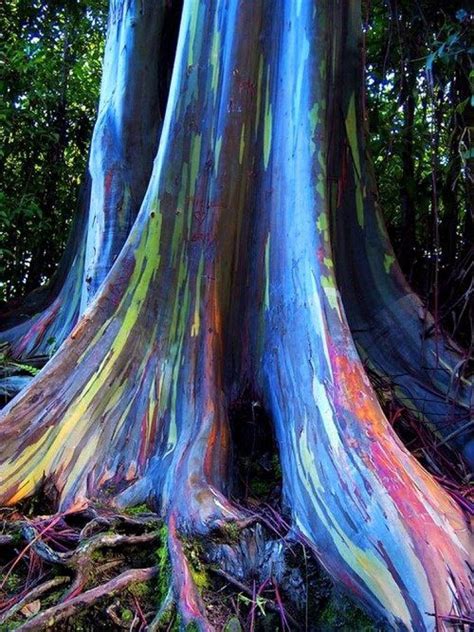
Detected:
left=104, top=169, right=114, bottom=199
left=168, top=513, right=206, bottom=622
left=13, top=298, right=61, bottom=356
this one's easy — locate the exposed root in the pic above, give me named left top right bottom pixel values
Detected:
left=16, top=566, right=157, bottom=631
left=21, top=523, right=159, bottom=566
left=0, top=576, right=69, bottom=626
left=167, top=512, right=213, bottom=630
left=166, top=474, right=255, bottom=537
left=0, top=507, right=163, bottom=629
left=0, top=499, right=385, bottom=630
left=78, top=510, right=161, bottom=539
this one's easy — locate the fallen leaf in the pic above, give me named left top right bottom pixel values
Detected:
left=21, top=600, right=41, bottom=617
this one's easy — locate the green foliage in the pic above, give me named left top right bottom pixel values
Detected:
left=10, top=361, right=39, bottom=376
left=237, top=592, right=269, bottom=617
left=0, top=346, right=39, bottom=376
left=0, top=0, right=107, bottom=302
left=365, top=1, right=473, bottom=344
left=425, top=16, right=473, bottom=82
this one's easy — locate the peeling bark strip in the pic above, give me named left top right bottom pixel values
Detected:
left=0, top=1, right=472, bottom=630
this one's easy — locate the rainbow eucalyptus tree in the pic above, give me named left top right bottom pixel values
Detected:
left=0, top=1, right=472, bottom=630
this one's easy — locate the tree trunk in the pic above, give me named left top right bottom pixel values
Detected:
left=0, top=1, right=471, bottom=630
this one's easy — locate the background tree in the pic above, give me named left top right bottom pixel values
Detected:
left=0, top=0, right=107, bottom=302
left=365, top=0, right=473, bottom=348
left=0, top=0, right=180, bottom=362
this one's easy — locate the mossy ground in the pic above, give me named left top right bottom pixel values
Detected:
left=0, top=498, right=385, bottom=631
left=0, top=505, right=167, bottom=631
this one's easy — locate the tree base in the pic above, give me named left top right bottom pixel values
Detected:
left=0, top=496, right=389, bottom=632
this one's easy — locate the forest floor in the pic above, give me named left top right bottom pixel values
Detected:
left=0, top=502, right=382, bottom=632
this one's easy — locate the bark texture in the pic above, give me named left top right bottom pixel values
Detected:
left=0, top=1, right=471, bottom=630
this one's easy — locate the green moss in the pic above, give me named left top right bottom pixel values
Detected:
left=189, top=565, right=209, bottom=592
left=221, top=521, right=240, bottom=543
left=7, top=529, right=22, bottom=547
left=0, top=617, right=23, bottom=631
left=42, top=588, right=65, bottom=608
left=90, top=549, right=107, bottom=562
left=154, top=524, right=171, bottom=603
left=319, top=602, right=338, bottom=626
left=128, top=581, right=152, bottom=598
left=155, top=602, right=176, bottom=630
left=121, top=608, right=134, bottom=623
left=318, top=595, right=377, bottom=631
left=249, top=478, right=272, bottom=497
left=124, top=503, right=150, bottom=516
left=243, top=448, right=282, bottom=500
left=181, top=538, right=209, bottom=593
left=2, top=573, right=21, bottom=593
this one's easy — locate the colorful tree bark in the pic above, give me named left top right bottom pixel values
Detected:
left=0, top=1, right=471, bottom=630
